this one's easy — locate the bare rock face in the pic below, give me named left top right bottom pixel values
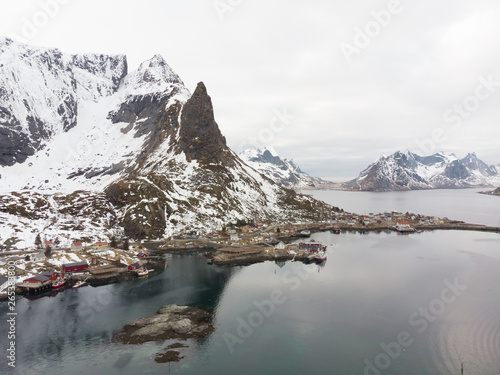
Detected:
left=179, top=82, right=230, bottom=165
left=480, top=186, right=500, bottom=196
left=114, top=304, right=214, bottom=345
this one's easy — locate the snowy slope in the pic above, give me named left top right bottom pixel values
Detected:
left=0, top=39, right=336, bottom=250
left=343, top=151, right=500, bottom=191
left=0, top=53, right=190, bottom=193
left=239, top=147, right=337, bottom=189
left=0, top=37, right=127, bottom=166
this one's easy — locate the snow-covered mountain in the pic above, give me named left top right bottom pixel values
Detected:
left=239, top=148, right=337, bottom=189
left=342, top=151, right=500, bottom=191
left=0, top=38, right=336, bottom=250
left=0, top=37, right=127, bottom=166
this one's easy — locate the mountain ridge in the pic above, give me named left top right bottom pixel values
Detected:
left=0, top=38, right=337, bottom=249
left=239, top=147, right=338, bottom=190
left=342, top=150, right=500, bottom=191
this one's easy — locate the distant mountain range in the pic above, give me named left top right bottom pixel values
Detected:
left=342, top=151, right=500, bottom=191
left=239, top=148, right=338, bottom=190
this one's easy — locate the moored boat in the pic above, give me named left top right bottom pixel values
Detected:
left=137, top=268, right=149, bottom=277
left=316, top=251, right=327, bottom=263
left=73, top=280, right=87, bottom=288
left=395, top=222, right=415, bottom=232
left=298, top=242, right=327, bottom=263
left=52, top=278, right=66, bottom=289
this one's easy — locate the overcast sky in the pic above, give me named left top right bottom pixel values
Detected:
left=1, top=0, right=500, bottom=181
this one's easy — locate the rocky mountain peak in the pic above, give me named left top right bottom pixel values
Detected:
left=179, top=82, right=229, bottom=164
left=343, top=150, right=500, bottom=191
left=0, top=41, right=338, bottom=245
left=239, top=147, right=336, bottom=189
left=129, top=54, right=183, bottom=88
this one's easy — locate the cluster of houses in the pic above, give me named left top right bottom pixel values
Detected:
left=329, top=211, right=440, bottom=227
left=127, top=252, right=148, bottom=271
left=6, top=236, right=151, bottom=292
left=21, top=261, right=90, bottom=291
left=18, top=249, right=149, bottom=291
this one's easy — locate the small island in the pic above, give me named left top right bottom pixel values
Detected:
left=114, top=304, right=214, bottom=363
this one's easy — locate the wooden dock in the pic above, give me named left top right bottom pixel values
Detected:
left=89, top=264, right=123, bottom=276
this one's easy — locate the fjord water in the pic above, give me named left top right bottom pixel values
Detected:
left=1, top=190, right=500, bottom=375
left=301, top=188, right=500, bottom=227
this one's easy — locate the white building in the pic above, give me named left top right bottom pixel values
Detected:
left=71, top=241, right=83, bottom=251
left=275, top=241, right=286, bottom=250
left=31, top=251, right=46, bottom=262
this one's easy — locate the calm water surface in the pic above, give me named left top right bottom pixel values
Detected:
left=1, top=190, right=499, bottom=374
left=301, top=188, right=500, bottom=227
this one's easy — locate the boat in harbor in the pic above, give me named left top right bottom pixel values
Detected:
left=52, top=277, right=66, bottom=289
left=315, top=251, right=327, bottom=263
left=137, top=268, right=149, bottom=277
left=73, top=280, right=87, bottom=288
left=298, top=242, right=327, bottom=263
left=395, top=222, right=416, bottom=233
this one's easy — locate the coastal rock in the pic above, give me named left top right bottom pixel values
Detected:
left=480, top=186, right=500, bottom=196
left=114, top=304, right=214, bottom=345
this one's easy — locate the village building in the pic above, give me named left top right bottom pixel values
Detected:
left=71, top=241, right=83, bottom=251
left=62, top=261, right=89, bottom=273
left=31, top=251, right=45, bottom=262
left=44, top=241, right=54, bottom=247
left=137, top=252, right=148, bottom=259
left=128, top=262, right=141, bottom=271
left=94, top=242, right=108, bottom=249
left=230, top=233, right=239, bottom=242
left=396, top=222, right=411, bottom=230
left=24, top=273, right=53, bottom=286
left=275, top=241, right=286, bottom=250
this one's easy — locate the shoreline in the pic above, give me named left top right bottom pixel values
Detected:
left=1, top=222, right=498, bottom=300
left=149, top=223, right=500, bottom=267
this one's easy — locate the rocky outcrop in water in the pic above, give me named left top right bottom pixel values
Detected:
left=114, top=304, right=214, bottom=363
left=114, top=304, right=214, bottom=344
